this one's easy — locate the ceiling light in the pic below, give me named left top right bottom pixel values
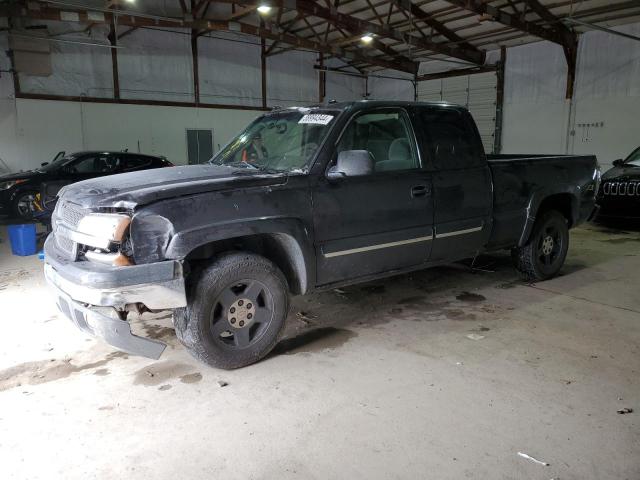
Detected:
left=361, top=34, right=374, bottom=44
left=257, top=5, right=272, bottom=14
left=124, top=0, right=135, bottom=3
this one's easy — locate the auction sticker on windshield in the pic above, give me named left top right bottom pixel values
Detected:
left=298, top=114, right=334, bottom=125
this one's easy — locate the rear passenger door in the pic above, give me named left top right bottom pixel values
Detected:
left=416, top=107, right=492, bottom=262
left=313, top=108, right=434, bottom=285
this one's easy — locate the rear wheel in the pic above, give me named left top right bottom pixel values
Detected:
left=174, top=252, right=289, bottom=369
left=512, top=210, right=569, bottom=282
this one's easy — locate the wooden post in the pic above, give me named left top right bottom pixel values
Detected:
left=108, top=19, right=120, bottom=99
left=191, top=31, right=200, bottom=104
left=261, top=35, right=267, bottom=108
left=564, top=42, right=578, bottom=100
left=318, top=53, right=326, bottom=103
left=493, top=46, right=506, bottom=154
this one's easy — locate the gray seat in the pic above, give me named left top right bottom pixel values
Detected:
left=376, top=138, right=415, bottom=172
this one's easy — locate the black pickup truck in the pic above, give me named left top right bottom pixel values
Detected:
left=44, top=101, right=600, bottom=369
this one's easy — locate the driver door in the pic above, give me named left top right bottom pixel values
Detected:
left=312, top=108, right=434, bottom=286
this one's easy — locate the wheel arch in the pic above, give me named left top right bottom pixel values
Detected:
left=518, top=189, right=578, bottom=247
left=168, top=219, right=314, bottom=295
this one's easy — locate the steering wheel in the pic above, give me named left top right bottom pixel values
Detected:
left=302, top=142, right=319, bottom=159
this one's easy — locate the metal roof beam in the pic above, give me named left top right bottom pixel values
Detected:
left=292, top=0, right=485, bottom=65
left=443, top=0, right=567, bottom=46
left=389, top=0, right=480, bottom=53
left=1, top=2, right=417, bottom=73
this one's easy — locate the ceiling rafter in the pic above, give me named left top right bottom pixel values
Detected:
left=4, top=2, right=417, bottom=73
left=442, top=0, right=567, bottom=46
left=291, top=0, right=485, bottom=64
left=389, top=0, right=480, bottom=53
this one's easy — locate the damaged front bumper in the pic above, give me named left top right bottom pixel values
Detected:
left=44, top=235, right=186, bottom=359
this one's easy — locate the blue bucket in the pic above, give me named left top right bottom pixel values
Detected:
left=7, top=224, right=38, bottom=256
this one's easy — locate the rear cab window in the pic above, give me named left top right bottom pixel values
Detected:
left=417, top=107, right=485, bottom=170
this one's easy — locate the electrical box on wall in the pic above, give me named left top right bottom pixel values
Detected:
left=575, top=121, right=605, bottom=143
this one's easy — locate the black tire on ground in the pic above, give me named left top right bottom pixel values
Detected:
left=512, top=210, right=569, bottom=282
left=12, top=190, right=38, bottom=220
left=174, top=252, right=289, bottom=369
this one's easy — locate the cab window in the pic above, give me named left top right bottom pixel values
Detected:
left=336, top=110, right=419, bottom=173
left=419, top=108, right=483, bottom=170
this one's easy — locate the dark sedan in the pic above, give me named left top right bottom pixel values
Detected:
left=597, top=146, right=640, bottom=220
left=0, top=151, right=173, bottom=219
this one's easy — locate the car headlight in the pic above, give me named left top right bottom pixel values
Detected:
left=0, top=179, right=26, bottom=190
left=76, top=213, right=131, bottom=243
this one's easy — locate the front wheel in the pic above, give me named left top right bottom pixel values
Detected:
left=12, top=190, right=38, bottom=220
left=512, top=210, right=569, bottom=282
left=174, top=252, right=289, bottom=369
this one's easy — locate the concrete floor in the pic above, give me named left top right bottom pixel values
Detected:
left=0, top=223, right=638, bottom=480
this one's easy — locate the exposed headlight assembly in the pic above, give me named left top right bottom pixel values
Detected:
left=72, top=213, right=133, bottom=266
left=76, top=213, right=131, bottom=243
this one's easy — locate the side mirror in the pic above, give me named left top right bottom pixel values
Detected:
left=613, top=159, right=624, bottom=167
left=327, top=150, right=374, bottom=180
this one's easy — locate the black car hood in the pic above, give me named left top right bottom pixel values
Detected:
left=60, top=164, right=290, bottom=209
left=602, top=165, right=640, bottom=181
left=0, top=170, right=43, bottom=182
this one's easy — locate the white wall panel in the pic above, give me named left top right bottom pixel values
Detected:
left=570, top=97, right=640, bottom=165
left=18, top=23, right=113, bottom=98
left=118, top=28, right=194, bottom=103
left=367, top=70, right=414, bottom=100
left=502, top=23, right=640, bottom=167
left=468, top=72, right=498, bottom=153
left=502, top=102, right=569, bottom=154
left=504, top=40, right=567, bottom=104
left=418, top=72, right=497, bottom=153
left=0, top=99, right=261, bottom=172
left=198, top=33, right=262, bottom=107
left=324, top=70, right=365, bottom=102
left=574, top=23, right=640, bottom=100
left=416, top=79, right=441, bottom=102
left=266, top=50, right=317, bottom=107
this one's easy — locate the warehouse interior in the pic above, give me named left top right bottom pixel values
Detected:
left=1, top=1, right=639, bottom=479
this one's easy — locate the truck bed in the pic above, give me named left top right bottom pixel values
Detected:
left=486, top=153, right=598, bottom=250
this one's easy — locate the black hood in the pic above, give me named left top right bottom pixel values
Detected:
left=0, top=170, right=43, bottom=182
left=602, top=164, right=640, bottom=181
left=59, top=164, right=289, bottom=209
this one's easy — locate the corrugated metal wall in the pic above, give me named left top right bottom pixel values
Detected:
left=416, top=71, right=498, bottom=153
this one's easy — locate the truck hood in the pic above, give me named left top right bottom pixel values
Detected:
left=602, top=164, right=640, bottom=182
left=60, top=164, right=290, bottom=209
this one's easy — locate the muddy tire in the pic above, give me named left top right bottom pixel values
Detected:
left=512, top=210, right=569, bottom=282
left=174, top=252, right=289, bottom=369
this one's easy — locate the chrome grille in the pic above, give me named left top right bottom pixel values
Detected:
left=602, top=181, right=640, bottom=196
left=59, top=201, right=86, bottom=228
left=55, top=234, right=76, bottom=257
left=52, top=200, right=86, bottom=261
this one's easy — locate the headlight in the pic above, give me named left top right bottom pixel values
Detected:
left=0, top=179, right=26, bottom=190
left=76, top=213, right=131, bottom=243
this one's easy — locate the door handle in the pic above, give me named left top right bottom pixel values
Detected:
left=410, top=185, right=430, bottom=198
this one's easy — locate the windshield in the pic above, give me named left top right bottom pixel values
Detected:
left=624, top=147, right=640, bottom=167
left=209, top=109, right=339, bottom=173
left=39, top=154, right=79, bottom=172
